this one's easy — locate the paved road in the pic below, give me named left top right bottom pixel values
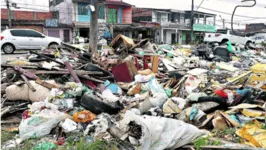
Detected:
left=1, top=51, right=29, bottom=63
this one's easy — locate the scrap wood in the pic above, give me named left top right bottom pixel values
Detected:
left=6, top=68, right=103, bottom=75
left=64, top=61, right=81, bottom=83
left=1, top=64, right=39, bottom=69
left=110, top=34, right=136, bottom=50
left=30, top=51, right=65, bottom=66
left=1, top=120, right=21, bottom=124
left=35, top=78, right=60, bottom=89
left=21, top=74, right=36, bottom=92
left=1, top=106, right=11, bottom=118
left=78, top=74, right=104, bottom=83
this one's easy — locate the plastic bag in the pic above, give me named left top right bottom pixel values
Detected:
left=120, top=111, right=207, bottom=150
left=60, top=118, right=77, bottom=133
left=73, top=110, right=96, bottom=123
left=33, top=141, right=57, bottom=150
left=19, top=114, right=67, bottom=140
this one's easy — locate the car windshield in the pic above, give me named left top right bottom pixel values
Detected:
left=216, top=30, right=227, bottom=34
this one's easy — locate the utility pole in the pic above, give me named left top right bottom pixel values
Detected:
left=219, top=15, right=225, bottom=29
left=89, top=0, right=99, bottom=55
left=6, top=0, right=12, bottom=28
left=190, top=0, right=194, bottom=44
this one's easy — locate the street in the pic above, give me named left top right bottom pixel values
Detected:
left=1, top=51, right=29, bottom=63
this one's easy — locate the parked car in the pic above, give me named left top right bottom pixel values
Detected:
left=251, top=34, right=266, bottom=44
left=0, top=29, right=62, bottom=54
left=204, top=29, right=253, bottom=46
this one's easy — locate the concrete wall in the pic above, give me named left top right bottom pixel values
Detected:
left=43, top=28, right=73, bottom=42
left=55, top=0, right=73, bottom=25
left=122, top=6, right=132, bottom=24
left=164, top=29, right=182, bottom=44
left=1, top=9, right=52, bottom=20
left=13, top=25, right=43, bottom=33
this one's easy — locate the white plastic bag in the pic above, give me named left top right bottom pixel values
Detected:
left=120, top=111, right=207, bottom=150
left=19, top=107, right=67, bottom=140
left=60, top=118, right=77, bottom=133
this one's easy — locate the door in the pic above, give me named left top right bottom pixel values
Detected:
left=108, top=9, right=117, bottom=23
left=63, top=30, right=70, bottom=42
left=26, top=30, right=47, bottom=49
left=10, top=30, right=30, bottom=49
left=48, top=30, right=60, bottom=38
left=186, top=33, right=191, bottom=44
left=229, top=31, right=238, bottom=44
left=171, top=33, right=176, bottom=44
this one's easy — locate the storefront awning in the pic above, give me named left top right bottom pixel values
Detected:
left=193, top=24, right=216, bottom=32
left=73, top=22, right=90, bottom=28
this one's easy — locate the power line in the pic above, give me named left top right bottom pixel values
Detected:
left=196, top=0, right=205, bottom=11
left=199, top=6, right=266, bottom=19
left=214, top=0, right=266, bottom=8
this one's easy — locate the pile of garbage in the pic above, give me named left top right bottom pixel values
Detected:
left=1, top=34, right=266, bottom=150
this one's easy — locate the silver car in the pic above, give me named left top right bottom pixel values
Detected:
left=0, top=29, right=62, bottom=54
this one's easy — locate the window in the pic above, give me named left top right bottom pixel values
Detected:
left=78, top=3, right=88, bottom=15
left=108, top=9, right=117, bottom=23
left=55, top=0, right=64, bottom=5
left=156, top=13, right=161, bottom=22
left=229, top=31, right=235, bottom=35
left=52, top=12, right=58, bottom=19
left=25, top=30, right=43, bottom=37
left=217, top=30, right=227, bottom=34
left=10, top=30, right=26, bottom=37
left=99, top=6, right=105, bottom=19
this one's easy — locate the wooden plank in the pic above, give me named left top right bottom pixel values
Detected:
left=151, top=55, right=159, bottom=73
left=78, top=74, right=104, bottom=83
left=1, top=64, right=38, bottom=69
left=6, top=68, right=103, bottom=75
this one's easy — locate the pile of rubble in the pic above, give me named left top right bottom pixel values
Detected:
left=1, top=34, right=266, bottom=150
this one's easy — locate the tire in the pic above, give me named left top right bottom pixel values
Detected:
left=246, top=41, right=251, bottom=47
left=219, top=39, right=228, bottom=45
left=48, top=43, right=58, bottom=49
left=2, top=44, right=15, bottom=54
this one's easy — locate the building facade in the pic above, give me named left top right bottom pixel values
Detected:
left=1, top=0, right=51, bottom=32
left=72, top=0, right=133, bottom=41
left=133, top=8, right=216, bottom=44
left=1, top=9, right=52, bottom=32
left=46, top=0, right=74, bottom=43
left=133, top=8, right=186, bottom=44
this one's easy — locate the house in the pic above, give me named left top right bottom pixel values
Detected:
left=246, top=23, right=266, bottom=33
left=46, top=0, right=74, bottom=43
left=132, top=8, right=216, bottom=44
left=133, top=8, right=186, bottom=44
left=1, top=0, right=52, bottom=33
left=72, top=0, right=133, bottom=40
left=184, top=11, right=216, bottom=44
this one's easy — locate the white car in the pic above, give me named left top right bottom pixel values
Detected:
left=253, top=35, right=266, bottom=44
left=0, top=29, right=62, bottom=54
left=204, top=29, right=253, bottom=46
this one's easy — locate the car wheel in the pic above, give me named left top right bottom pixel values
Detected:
left=2, top=44, right=15, bottom=54
left=246, top=41, right=252, bottom=46
left=48, top=43, right=58, bottom=49
left=219, top=39, right=228, bottom=45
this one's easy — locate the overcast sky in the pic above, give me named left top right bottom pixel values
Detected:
left=124, top=0, right=266, bottom=29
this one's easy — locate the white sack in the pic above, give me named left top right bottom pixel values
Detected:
left=120, top=111, right=207, bottom=150
left=6, top=80, right=55, bottom=102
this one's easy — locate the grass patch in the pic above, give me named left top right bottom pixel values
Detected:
left=61, top=137, right=119, bottom=150
left=1, top=130, right=16, bottom=144
left=193, top=136, right=221, bottom=150
left=212, top=128, right=236, bottom=137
